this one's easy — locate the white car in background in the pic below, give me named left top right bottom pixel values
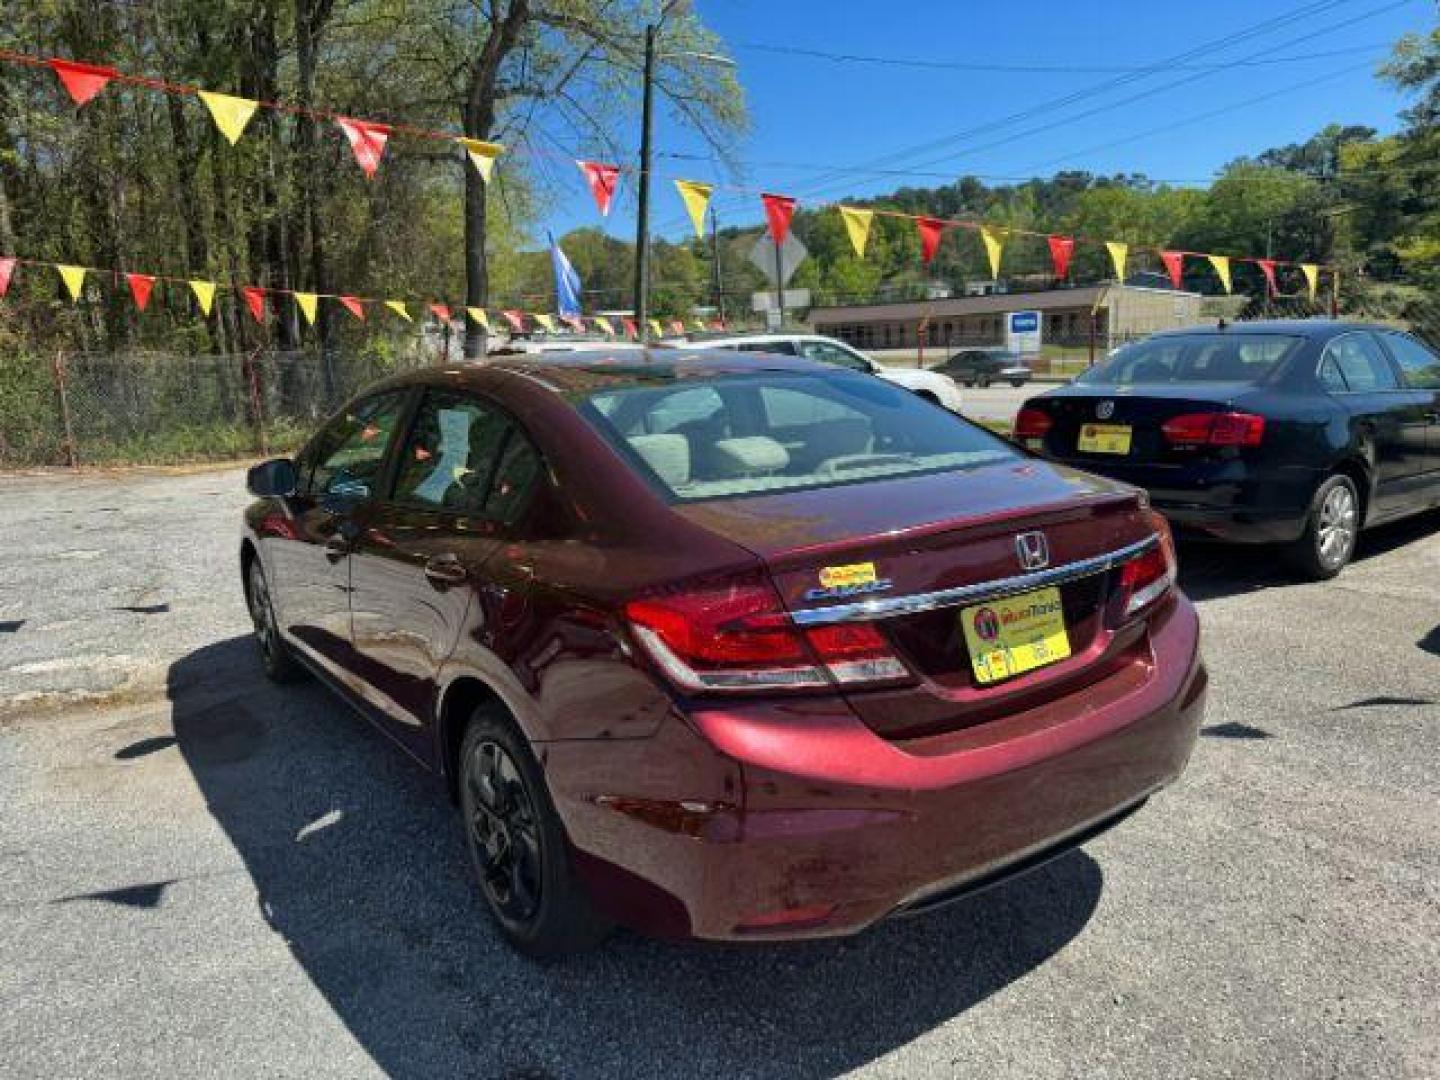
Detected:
left=693, top=333, right=965, bottom=412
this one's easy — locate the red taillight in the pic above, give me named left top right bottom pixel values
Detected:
left=624, top=575, right=909, bottom=693
left=1118, top=513, right=1177, bottom=618
left=1013, top=406, right=1053, bottom=441
left=1161, top=411, right=1265, bottom=447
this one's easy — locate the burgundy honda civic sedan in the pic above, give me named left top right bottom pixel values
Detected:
left=240, top=349, right=1207, bottom=955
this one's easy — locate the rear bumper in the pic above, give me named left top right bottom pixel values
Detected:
left=549, top=595, right=1206, bottom=941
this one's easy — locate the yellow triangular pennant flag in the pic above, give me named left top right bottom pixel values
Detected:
left=532, top=313, right=556, bottom=333
left=56, top=264, right=87, bottom=302
left=198, top=91, right=259, bottom=146
left=594, top=316, right=615, bottom=336
left=294, top=291, right=319, bottom=326
left=691, top=318, right=706, bottom=332
left=648, top=318, right=664, bottom=339
left=980, top=226, right=1005, bottom=279
left=674, top=180, right=713, bottom=239
left=1207, top=254, right=1232, bottom=294
left=457, top=138, right=504, bottom=182
left=1105, top=241, right=1128, bottom=281
left=839, top=206, right=874, bottom=258
left=466, top=306, right=490, bottom=331
left=384, top=300, right=412, bottom=322
left=189, top=279, right=216, bottom=316
left=1300, top=264, right=1319, bottom=302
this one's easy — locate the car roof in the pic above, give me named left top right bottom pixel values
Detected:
left=372, top=348, right=833, bottom=398
left=1146, top=319, right=1394, bottom=341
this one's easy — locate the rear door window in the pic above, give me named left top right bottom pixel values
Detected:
left=1323, top=334, right=1398, bottom=392
left=392, top=390, right=511, bottom=513
left=799, top=340, right=870, bottom=371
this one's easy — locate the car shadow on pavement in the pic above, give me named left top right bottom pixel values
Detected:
left=1176, top=508, right=1440, bottom=603
left=167, top=637, right=1104, bottom=1080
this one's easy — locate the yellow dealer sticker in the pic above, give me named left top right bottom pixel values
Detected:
left=961, top=585, right=1071, bottom=685
left=818, top=562, right=878, bottom=589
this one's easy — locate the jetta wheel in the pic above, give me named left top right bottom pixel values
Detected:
left=247, top=560, right=302, bottom=682
left=458, top=708, right=610, bottom=957
left=1288, top=474, right=1360, bottom=581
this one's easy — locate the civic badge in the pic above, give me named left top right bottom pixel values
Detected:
left=1015, top=531, right=1050, bottom=571
left=1095, top=400, right=1115, bottom=420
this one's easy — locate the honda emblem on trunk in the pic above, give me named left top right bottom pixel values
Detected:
left=1015, top=531, right=1050, bottom=571
left=1096, top=400, right=1115, bottom=420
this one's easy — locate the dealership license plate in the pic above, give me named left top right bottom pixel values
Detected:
left=1077, top=423, right=1132, bottom=454
left=960, top=586, right=1072, bottom=685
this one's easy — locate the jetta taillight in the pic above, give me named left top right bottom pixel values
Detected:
left=1117, top=514, right=1177, bottom=619
left=625, top=575, right=910, bottom=693
left=1161, top=411, right=1265, bottom=447
left=1013, top=406, right=1053, bottom=442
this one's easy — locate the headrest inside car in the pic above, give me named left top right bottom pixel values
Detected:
left=710, top=436, right=790, bottom=477
left=628, top=433, right=691, bottom=487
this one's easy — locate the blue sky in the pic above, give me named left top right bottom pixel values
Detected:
left=543, top=0, right=1433, bottom=239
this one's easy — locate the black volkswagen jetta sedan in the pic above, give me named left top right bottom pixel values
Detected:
left=1014, top=321, right=1440, bottom=579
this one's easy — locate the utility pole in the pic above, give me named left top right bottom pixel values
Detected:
left=632, top=22, right=657, bottom=345
left=710, top=205, right=725, bottom=323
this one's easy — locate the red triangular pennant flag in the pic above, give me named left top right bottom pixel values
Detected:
left=1160, top=250, right=1186, bottom=290
left=562, top=315, right=585, bottom=333
left=0, top=257, right=16, bottom=297
left=710, top=319, right=726, bottom=331
left=1048, top=235, right=1075, bottom=280
left=336, top=117, right=390, bottom=178
left=670, top=319, right=685, bottom=336
left=622, top=317, right=638, bottom=340
left=502, top=309, right=526, bottom=332
left=48, top=59, right=118, bottom=107
left=125, top=273, right=156, bottom=312
left=761, top=193, right=797, bottom=245
left=1255, top=258, right=1278, bottom=297
left=241, top=286, right=267, bottom=324
left=428, top=303, right=451, bottom=322
left=917, top=217, right=946, bottom=264
left=577, top=161, right=621, bottom=217
left=338, top=295, right=366, bottom=321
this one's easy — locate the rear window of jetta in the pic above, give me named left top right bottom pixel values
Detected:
left=1079, top=334, right=1304, bottom=386
left=581, top=372, right=1016, bottom=502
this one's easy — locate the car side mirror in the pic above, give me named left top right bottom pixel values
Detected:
left=247, top=457, right=298, bottom=498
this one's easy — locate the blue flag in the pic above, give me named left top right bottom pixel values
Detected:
left=549, top=232, right=582, bottom=318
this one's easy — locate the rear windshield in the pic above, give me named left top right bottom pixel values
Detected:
left=581, top=372, right=1017, bottom=502
left=1077, top=333, right=1304, bottom=386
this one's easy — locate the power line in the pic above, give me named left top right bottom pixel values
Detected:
left=731, top=39, right=1392, bottom=74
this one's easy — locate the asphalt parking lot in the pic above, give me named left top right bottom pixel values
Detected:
left=2, top=465, right=1438, bottom=1078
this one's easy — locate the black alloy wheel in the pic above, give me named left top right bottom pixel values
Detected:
left=247, top=560, right=302, bottom=682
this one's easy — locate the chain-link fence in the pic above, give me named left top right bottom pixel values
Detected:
left=0, top=349, right=433, bottom=467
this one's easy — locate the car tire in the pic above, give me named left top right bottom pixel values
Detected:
left=1286, top=474, right=1361, bottom=581
left=458, top=707, right=611, bottom=958
left=1010, top=379, right=1026, bottom=388
left=247, top=559, right=304, bottom=683
left=976, top=374, right=992, bottom=388
left=961, top=379, right=975, bottom=388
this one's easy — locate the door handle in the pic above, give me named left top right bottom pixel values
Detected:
left=323, top=534, right=352, bottom=562
left=424, top=553, right=468, bottom=589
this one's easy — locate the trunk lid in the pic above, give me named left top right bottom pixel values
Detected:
left=675, top=459, right=1159, bottom=738
left=1024, top=383, right=1260, bottom=464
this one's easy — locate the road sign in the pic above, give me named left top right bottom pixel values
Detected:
left=748, top=232, right=808, bottom=286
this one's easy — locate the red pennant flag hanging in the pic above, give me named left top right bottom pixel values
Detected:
left=126, top=273, right=156, bottom=312
left=622, top=317, right=638, bottom=340
left=336, top=117, right=390, bottom=178
left=48, top=59, right=118, bottom=107
left=1255, top=258, right=1278, bottom=297
left=1159, top=250, right=1185, bottom=290
left=710, top=319, right=726, bottom=331
left=241, top=286, right=267, bottom=324
left=0, top=257, right=16, bottom=297
left=577, top=161, right=621, bottom=217
left=502, top=310, right=526, bottom=332
left=761, top=193, right=797, bottom=245
left=670, top=319, right=685, bottom=336
left=916, top=217, right=946, bottom=264
left=338, top=295, right=366, bottom=321
left=563, top=315, right=585, bottom=333
left=429, top=303, right=451, bottom=322
left=1048, top=235, right=1075, bottom=280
